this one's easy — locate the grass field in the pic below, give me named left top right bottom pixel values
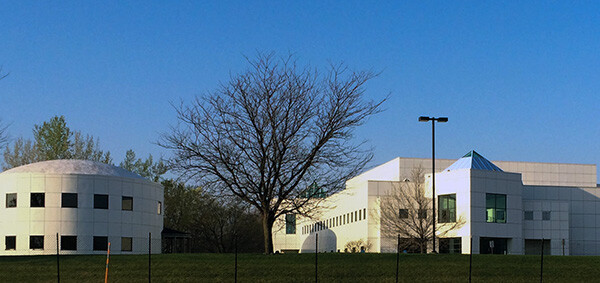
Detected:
left=1, top=253, right=599, bottom=282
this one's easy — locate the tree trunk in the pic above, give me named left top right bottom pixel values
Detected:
left=262, top=212, right=274, bottom=254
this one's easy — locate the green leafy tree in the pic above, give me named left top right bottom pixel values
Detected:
left=2, top=115, right=112, bottom=170
left=119, top=149, right=168, bottom=182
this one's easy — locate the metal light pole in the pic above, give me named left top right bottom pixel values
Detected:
left=419, top=116, right=448, bottom=253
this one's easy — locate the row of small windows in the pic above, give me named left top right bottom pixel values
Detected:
left=524, top=210, right=551, bottom=221
left=5, top=193, right=161, bottom=214
left=301, top=208, right=367, bottom=235
left=3, top=235, right=133, bottom=251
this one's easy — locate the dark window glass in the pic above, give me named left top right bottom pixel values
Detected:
left=94, top=194, right=109, bottom=209
left=157, top=201, right=162, bottom=214
left=399, top=209, right=409, bottom=219
left=30, top=235, right=44, bottom=249
left=5, top=236, right=16, bottom=250
left=62, top=193, right=78, bottom=208
left=438, top=194, right=456, bottom=223
left=121, top=237, right=132, bottom=251
left=363, top=208, right=367, bottom=220
left=122, top=196, right=133, bottom=211
left=486, top=194, right=506, bottom=223
left=524, top=211, right=534, bottom=220
left=542, top=211, right=551, bottom=221
left=439, top=238, right=462, bottom=254
left=61, top=236, right=77, bottom=250
left=418, top=209, right=428, bottom=219
left=355, top=211, right=358, bottom=221
left=286, top=214, right=296, bottom=234
left=30, top=193, right=45, bottom=207
left=6, top=193, right=17, bottom=208
left=93, top=236, right=108, bottom=251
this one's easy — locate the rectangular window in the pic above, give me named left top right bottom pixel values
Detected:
left=286, top=214, right=296, bottom=234
left=6, top=193, right=17, bottom=208
left=355, top=211, right=358, bottom=221
left=5, top=236, right=16, bottom=250
left=418, top=209, right=428, bottom=219
left=121, top=237, right=133, bottom=252
left=542, top=211, right=551, bottom=221
left=62, top=193, right=78, bottom=208
left=122, top=196, right=133, bottom=211
left=439, top=237, right=462, bottom=254
left=94, top=194, right=109, bottom=209
left=30, top=193, right=45, bottom=207
left=93, top=236, right=108, bottom=251
left=157, top=201, right=162, bottom=214
left=438, top=194, right=456, bottom=223
left=363, top=208, right=367, bottom=220
left=61, top=236, right=77, bottom=251
left=524, top=211, right=534, bottom=220
left=399, top=209, right=409, bottom=219
left=350, top=213, right=353, bottom=223
left=30, top=235, right=44, bottom=250
left=486, top=194, right=506, bottom=223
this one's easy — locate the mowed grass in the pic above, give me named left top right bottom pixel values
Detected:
left=1, top=253, right=599, bottom=282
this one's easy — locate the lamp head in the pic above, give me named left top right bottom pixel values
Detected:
left=437, top=117, right=448, bottom=123
left=418, top=116, right=430, bottom=122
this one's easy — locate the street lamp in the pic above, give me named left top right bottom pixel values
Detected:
left=418, top=116, right=448, bottom=253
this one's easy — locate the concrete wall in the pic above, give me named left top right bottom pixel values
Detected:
left=0, top=172, right=163, bottom=255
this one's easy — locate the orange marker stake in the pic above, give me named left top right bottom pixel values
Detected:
left=105, top=242, right=111, bottom=283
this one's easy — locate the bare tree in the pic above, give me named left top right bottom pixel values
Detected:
left=379, top=166, right=463, bottom=253
left=160, top=53, right=385, bottom=254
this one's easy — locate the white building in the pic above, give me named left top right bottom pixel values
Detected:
left=0, top=160, right=163, bottom=255
left=273, top=151, right=598, bottom=255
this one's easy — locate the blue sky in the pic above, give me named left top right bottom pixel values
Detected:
left=0, top=1, right=598, bottom=178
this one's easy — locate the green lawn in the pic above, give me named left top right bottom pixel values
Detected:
left=0, top=253, right=599, bottom=282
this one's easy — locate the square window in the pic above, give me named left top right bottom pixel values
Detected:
left=94, top=194, right=109, bottom=209
left=30, top=235, right=44, bottom=249
left=93, top=236, right=108, bottom=251
left=418, top=209, right=428, bottom=219
left=524, top=211, right=534, bottom=220
left=121, top=237, right=132, bottom=252
left=5, top=236, right=16, bottom=250
left=61, top=236, right=77, bottom=251
left=62, top=193, right=78, bottom=208
left=122, top=196, right=133, bottom=211
left=399, top=209, right=409, bottom=219
left=6, top=193, right=17, bottom=208
left=542, top=211, right=551, bottom=221
left=30, top=193, right=45, bottom=207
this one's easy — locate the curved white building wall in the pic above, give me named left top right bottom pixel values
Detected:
left=0, top=160, right=163, bottom=255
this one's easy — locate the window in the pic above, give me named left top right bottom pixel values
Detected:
left=157, top=201, right=162, bottom=214
left=524, top=211, right=533, bottom=220
left=121, top=237, right=133, bottom=252
left=438, top=194, right=456, bottom=223
left=363, top=208, right=367, bottom=220
left=286, top=214, right=296, bottom=234
left=486, top=194, right=506, bottom=223
left=399, top=209, right=409, bottom=219
left=439, top=237, right=462, bottom=254
left=61, top=236, right=77, bottom=251
left=355, top=211, right=358, bottom=221
left=93, top=236, right=108, bottom=251
left=94, top=194, right=109, bottom=209
left=122, top=196, right=133, bottom=211
left=62, top=193, right=78, bottom=208
left=5, top=236, right=16, bottom=250
left=418, top=209, right=428, bottom=219
left=30, top=193, right=45, bottom=207
left=30, top=236, right=44, bottom=250
left=6, top=193, right=17, bottom=208
left=542, top=211, right=551, bottom=221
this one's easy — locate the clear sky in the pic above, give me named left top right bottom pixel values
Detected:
left=1, top=1, right=598, bottom=179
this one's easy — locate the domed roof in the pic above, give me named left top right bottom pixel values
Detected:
left=1, top=159, right=145, bottom=179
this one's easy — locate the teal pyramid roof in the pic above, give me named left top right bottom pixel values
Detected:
left=444, top=150, right=503, bottom=172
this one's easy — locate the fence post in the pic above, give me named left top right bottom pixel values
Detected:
left=149, top=232, right=152, bottom=283
left=105, top=242, right=111, bottom=283
left=395, top=234, right=400, bottom=283
left=315, top=233, right=318, bottom=283
left=469, top=236, right=472, bottom=283
left=234, top=234, right=238, bottom=283
left=56, top=233, right=60, bottom=283
left=540, top=238, right=544, bottom=283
